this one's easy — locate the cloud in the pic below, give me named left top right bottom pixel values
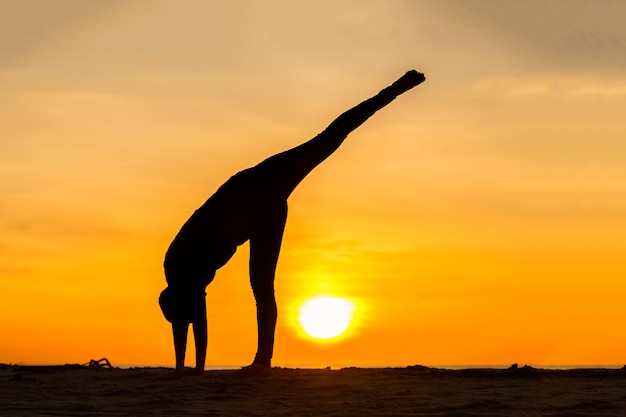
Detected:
left=430, top=0, right=626, bottom=74
left=0, top=0, right=132, bottom=67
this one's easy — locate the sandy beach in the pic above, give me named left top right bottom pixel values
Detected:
left=2, top=364, right=626, bottom=416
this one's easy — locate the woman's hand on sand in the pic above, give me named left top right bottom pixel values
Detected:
left=156, top=367, right=203, bottom=380
left=186, top=367, right=204, bottom=376
left=156, top=369, right=186, bottom=380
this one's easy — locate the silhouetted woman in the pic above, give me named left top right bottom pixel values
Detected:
left=159, top=70, right=425, bottom=377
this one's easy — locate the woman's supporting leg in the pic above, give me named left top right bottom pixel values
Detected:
left=248, top=200, right=288, bottom=368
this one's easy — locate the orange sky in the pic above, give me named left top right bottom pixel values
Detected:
left=2, top=1, right=626, bottom=368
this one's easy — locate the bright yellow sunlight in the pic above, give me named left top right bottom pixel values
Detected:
left=298, top=296, right=356, bottom=340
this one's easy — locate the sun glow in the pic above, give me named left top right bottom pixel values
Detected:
left=297, top=296, right=356, bottom=340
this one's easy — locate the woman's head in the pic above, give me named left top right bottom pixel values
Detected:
left=159, top=286, right=206, bottom=323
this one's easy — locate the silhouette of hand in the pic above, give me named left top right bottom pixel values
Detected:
left=156, top=369, right=186, bottom=380
left=185, top=367, right=204, bottom=377
left=155, top=367, right=203, bottom=380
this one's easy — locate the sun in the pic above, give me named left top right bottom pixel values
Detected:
left=297, top=296, right=356, bottom=340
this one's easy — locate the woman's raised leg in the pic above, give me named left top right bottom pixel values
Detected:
left=245, top=70, right=425, bottom=199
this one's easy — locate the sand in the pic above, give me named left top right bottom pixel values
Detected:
left=2, top=364, right=626, bottom=416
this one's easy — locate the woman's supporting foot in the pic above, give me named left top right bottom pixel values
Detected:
left=239, top=362, right=272, bottom=376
